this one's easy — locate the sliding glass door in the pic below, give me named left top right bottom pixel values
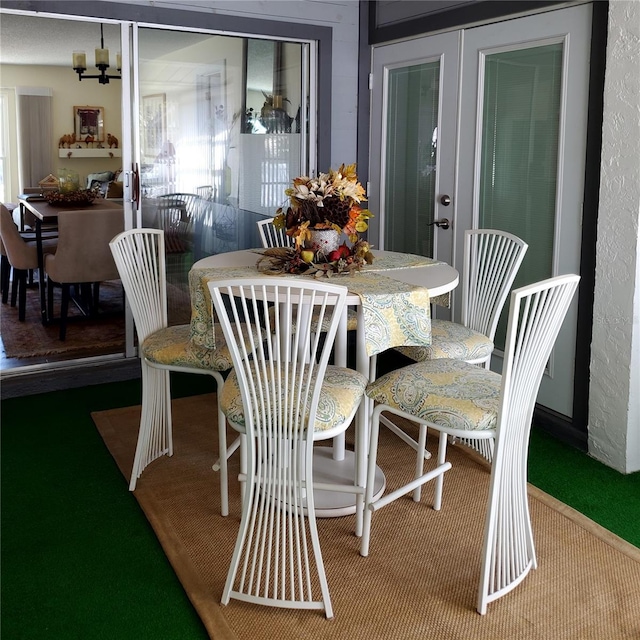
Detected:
left=136, top=27, right=312, bottom=322
left=0, top=7, right=318, bottom=372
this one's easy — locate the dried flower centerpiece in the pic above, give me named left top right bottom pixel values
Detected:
left=258, top=164, right=374, bottom=276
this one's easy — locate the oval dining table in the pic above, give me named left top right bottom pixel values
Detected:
left=189, top=249, right=459, bottom=531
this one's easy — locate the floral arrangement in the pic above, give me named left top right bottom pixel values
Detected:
left=274, top=163, right=373, bottom=245
left=261, top=163, right=374, bottom=276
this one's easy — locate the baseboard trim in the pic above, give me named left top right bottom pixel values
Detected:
left=533, top=404, right=588, bottom=452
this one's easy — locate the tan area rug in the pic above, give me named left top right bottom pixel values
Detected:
left=93, top=394, right=640, bottom=639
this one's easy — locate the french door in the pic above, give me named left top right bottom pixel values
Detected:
left=369, top=4, right=592, bottom=417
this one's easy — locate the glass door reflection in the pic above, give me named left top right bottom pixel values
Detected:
left=137, top=28, right=309, bottom=322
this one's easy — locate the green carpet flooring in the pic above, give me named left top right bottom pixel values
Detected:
left=2, top=374, right=639, bottom=639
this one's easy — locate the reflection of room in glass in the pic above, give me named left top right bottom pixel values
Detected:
left=238, top=135, right=301, bottom=216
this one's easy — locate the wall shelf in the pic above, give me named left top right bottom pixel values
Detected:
left=58, top=148, right=121, bottom=159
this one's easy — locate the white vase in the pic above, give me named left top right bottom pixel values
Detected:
left=306, top=228, right=341, bottom=255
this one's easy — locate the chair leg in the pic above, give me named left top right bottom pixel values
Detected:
left=47, top=276, right=53, bottom=321
left=92, top=282, right=100, bottom=315
left=129, top=362, right=173, bottom=491
left=433, top=431, right=448, bottom=511
left=361, top=406, right=452, bottom=558
left=1, top=255, right=10, bottom=300
left=412, top=423, right=429, bottom=502
left=10, top=269, right=19, bottom=307
left=360, top=405, right=383, bottom=558
left=59, top=284, right=70, bottom=340
left=210, top=370, right=230, bottom=517
left=17, top=270, right=27, bottom=321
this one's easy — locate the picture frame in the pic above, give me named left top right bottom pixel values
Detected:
left=73, top=106, right=104, bottom=142
left=142, top=93, right=166, bottom=157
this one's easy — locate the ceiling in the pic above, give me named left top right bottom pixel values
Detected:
left=1, top=11, right=284, bottom=94
left=0, top=11, right=208, bottom=67
left=1, top=13, right=122, bottom=66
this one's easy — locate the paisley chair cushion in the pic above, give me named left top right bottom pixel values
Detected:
left=366, top=358, right=501, bottom=432
left=220, top=364, right=368, bottom=434
left=396, top=318, right=493, bottom=363
left=141, top=324, right=235, bottom=372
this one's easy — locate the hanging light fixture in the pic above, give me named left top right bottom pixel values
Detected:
left=72, top=24, right=121, bottom=84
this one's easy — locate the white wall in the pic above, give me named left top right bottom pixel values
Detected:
left=0, top=64, right=122, bottom=195
left=588, top=0, right=640, bottom=474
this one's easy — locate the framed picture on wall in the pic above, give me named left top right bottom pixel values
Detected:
left=73, top=106, right=105, bottom=142
left=142, top=93, right=166, bottom=158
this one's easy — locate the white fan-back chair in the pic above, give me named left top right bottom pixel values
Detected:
left=361, top=274, right=580, bottom=613
left=256, top=217, right=295, bottom=248
left=109, top=229, right=238, bottom=515
left=393, top=229, right=528, bottom=462
left=398, top=229, right=528, bottom=368
left=208, top=277, right=368, bottom=619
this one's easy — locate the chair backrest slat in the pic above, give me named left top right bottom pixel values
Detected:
left=462, top=229, right=528, bottom=341
left=479, top=273, right=579, bottom=612
left=109, top=228, right=168, bottom=342
left=257, top=217, right=295, bottom=248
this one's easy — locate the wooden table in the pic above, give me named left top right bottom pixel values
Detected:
left=18, top=197, right=123, bottom=325
left=190, top=249, right=459, bottom=525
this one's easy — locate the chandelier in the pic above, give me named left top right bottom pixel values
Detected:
left=72, top=24, right=121, bottom=84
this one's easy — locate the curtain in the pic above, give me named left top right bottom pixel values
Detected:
left=16, top=86, right=53, bottom=189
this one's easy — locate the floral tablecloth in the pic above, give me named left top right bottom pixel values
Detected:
left=188, top=251, right=443, bottom=357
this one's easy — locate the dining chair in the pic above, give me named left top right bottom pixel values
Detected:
left=44, top=207, right=124, bottom=339
left=208, top=277, right=368, bottom=618
left=156, top=192, right=201, bottom=245
left=256, top=216, right=295, bottom=248
left=397, top=229, right=528, bottom=368
left=390, top=229, right=528, bottom=462
left=196, top=185, right=215, bottom=201
left=109, top=228, right=240, bottom=516
left=0, top=204, right=57, bottom=321
left=155, top=192, right=203, bottom=275
left=360, top=274, right=580, bottom=613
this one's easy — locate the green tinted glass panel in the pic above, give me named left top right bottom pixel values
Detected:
left=479, top=43, right=563, bottom=347
left=385, top=62, right=439, bottom=256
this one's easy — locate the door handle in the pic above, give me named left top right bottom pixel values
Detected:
left=428, top=218, right=450, bottom=230
left=132, top=163, right=140, bottom=208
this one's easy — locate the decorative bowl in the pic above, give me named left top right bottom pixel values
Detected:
left=44, top=189, right=96, bottom=207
